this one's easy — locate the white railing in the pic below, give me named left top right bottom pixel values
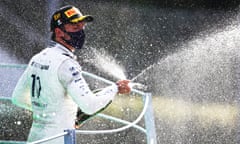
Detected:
left=0, top=63, right=157, bottom=144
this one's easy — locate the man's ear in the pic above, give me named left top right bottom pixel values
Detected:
left=55, top=28, right=65, bottom=37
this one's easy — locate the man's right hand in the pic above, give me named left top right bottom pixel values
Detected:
left=116, top=80, right=131, bottom=94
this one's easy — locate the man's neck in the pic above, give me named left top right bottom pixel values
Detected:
left=54, top=38, right=75, bottom=52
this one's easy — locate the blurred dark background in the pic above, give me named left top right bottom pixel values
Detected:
left=0, top=0, right=239, bottom=78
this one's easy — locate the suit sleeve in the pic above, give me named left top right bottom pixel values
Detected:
left=58, top=59, right=118, bottom=115
left=12, top=67, right=32, bottom=111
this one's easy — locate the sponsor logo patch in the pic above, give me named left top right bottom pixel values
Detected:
left=54, top=13, right=61, bottom=21
left=72, top=71, right=79, bottom=76
left=65, top=8, right=78, bottom=18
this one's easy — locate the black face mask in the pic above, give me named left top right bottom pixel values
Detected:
left=63, top=29, right=85, bottom=50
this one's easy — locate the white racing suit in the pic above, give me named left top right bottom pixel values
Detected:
left=12, top=42, right=118, bottom=144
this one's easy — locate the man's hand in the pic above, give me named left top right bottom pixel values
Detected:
left=116, top=80, right=131, bottom=94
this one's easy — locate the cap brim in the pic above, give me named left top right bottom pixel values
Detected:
left=70, top=15, right=93, bottom=23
